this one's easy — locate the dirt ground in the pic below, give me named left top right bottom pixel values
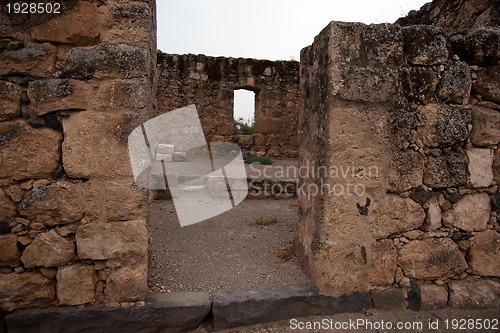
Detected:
left=148, top=197, right=310, bottom=293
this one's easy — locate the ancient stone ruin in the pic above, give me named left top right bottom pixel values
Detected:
left=0, top=0, right=499, bottom=330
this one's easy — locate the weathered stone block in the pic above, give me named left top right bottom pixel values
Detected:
left=368, top=194, right=425, bottom=238
left=468, top=230, right=500, bottom=277
left=82, top=179, right=148, bottom=222
left=0, top=234, right=20, bottom=267
left=0, top=120, right=62, bottom=180
left=419, top=284, right=448, bottom=310
left=442, top=193, right=491, bottom=232
left=56, top=263, right=95, bottom=305
left=0, top=272, right=55, bottom=312
left=436, top=61, right=471, bottom=104
left=63, top=44, right=150, bottom=79
left=105, top=258, right=147, bottom=303
left=448, top=277, right=500, bottom=308
left=387, top=150, right=424, bottom=193
left=5, top=185, right=23, bottom=202
left=422, top=194, right=442, bottom=231
left=62, top=111, right=145, bottom=178
left=0, top=43, right=56, bottom=77
left=423, top=149, right=469, bottom=188
left=470, top=106, right=500, bottom=146
left=6, top=292, right=212, bottom=333
left=21, top=230, right=75, bottom=268
left=401, top=67, right=439, bottom=104
left=467, top=148, right=494, bottom=188
left=402, top=26, right=449, bottom=65
left=31, top=2, right=100, bottom=45
left=473, top=65, right=500, bottom=104
left=0, top=189, right=16, bottom=223
left=0, top=81, right=22, bottom=121
left=100, top=3, right=154, bottom=45
left=367, top=239, right=398, bottom=286
left=76, top=220, right=148, bottom=260
left=451, top=28, right=500, bottom=66
left=212, top=285, right=372, bottom=330
left=18, top=181, right=84, bottom=226
left=339, top=66, right=399, bottom=103
left=398, top=238, right=467, bottom=279
left=416, top=104, right=471, bottom=148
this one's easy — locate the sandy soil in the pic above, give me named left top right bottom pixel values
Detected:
left=148, top=197, right=310, bottom=293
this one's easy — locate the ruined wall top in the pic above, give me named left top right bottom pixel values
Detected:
left=396, top=0, right=500, bottom=33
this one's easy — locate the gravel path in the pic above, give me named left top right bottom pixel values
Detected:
left=148, top=197, right=310, bottom=293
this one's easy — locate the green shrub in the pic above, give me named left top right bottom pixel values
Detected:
left=234, top=117, right=254, bottom=135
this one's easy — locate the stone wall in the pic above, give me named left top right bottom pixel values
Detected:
left=0, top=0, right=157, bottom=312
left=297, top=22, right=500, bottom=308
left=396, top=0, right=500, bottom=33
left=156, top=53, right=300, bottom=158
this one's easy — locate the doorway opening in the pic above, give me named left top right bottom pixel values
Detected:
left=233, top=89, right=255, bottom=136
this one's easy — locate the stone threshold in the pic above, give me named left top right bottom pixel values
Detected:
left=4, top=284, right=409, bottom=332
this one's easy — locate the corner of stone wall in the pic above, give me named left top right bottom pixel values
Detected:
left=297, top=21, right=500, bottom=309
left=0, top=0, right=157, bottom=313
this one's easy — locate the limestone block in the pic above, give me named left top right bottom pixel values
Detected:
left=0, top=43, right=57, bottom=77
left=0, top=120, right=62, bottom=180
left=442, top=193, right=491, bottom=232
left=416, top=104, right=470, bottom=148
left=18, top=181, right=85, bottom=226
left=367, top=239, right=397, bottom=286
left=63, top=44, right=150, bottom=79
left=156, top=153, right=172, bottom=162
left=468, top=230, right=500, bottom=277
left=0, top=81, right=22, bottom=121
left=494, top=148, right=500, bottom=185
left=0, top=188, right=16, bottom=223
left=467, top=148, right=494, bottom=188
left=105, top=258, right=147, bottom=303
left=367, top=194, right=425, bottom=238
left=56, top=263, right=95, bottom=305
left=436, top=61, right=471, bottom=104
left=62, top=111, right=146, bottom=178
left=0, top=272, right=55, bottom=312
left=422, top=195, right=442, bottom=231
left=449, top=277, right=500, bottom=308
left=5, top=185, right=23, bottom=202
left=21, top=230, right=75, bottom=268
left=0, top=234, right=20, bottom=267
left=419, top=284, right=448, bottom=310
left=31, top=2, right=100, bottom=45
left=402, top=26, right=449, bottom=65
left=387, top=150, right=424, bottom=193
left=100, top=3, right=154, bottom=45
left=339, top=66, right=399, bottom=103
left=82, top=179, right=148, bottom=222
left=470, top=106, right=500, bottom=146
left=157, top=144, right=174, bottom=154
left=473, top=65, right=500, bottom=104
left=423, top=149, right=469, bottom=188
left=398, top=238, right=467, bottom=279
left=401, top=67, right=439, bottom=104
left=76, top=220, right=148, bottom=260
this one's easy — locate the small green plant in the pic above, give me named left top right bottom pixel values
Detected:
left=255, top=217, right=278, bottom=226
left=244, top=156, right=272, bottom=165
left=234, top=117, right=254, bottom=135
